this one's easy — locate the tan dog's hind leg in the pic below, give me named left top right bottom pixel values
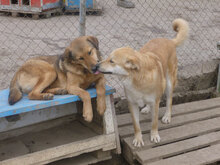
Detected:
left=28, top=72, right=56, bottom=100
left=162, top=65, right=177, bottom=124
left=128, top=102, right=144, bottom=147
left=95, top=77, right=106, bottom=116
left=162, top=72, right=173, bottom=124
left=151, top=99, right=160, bottom=143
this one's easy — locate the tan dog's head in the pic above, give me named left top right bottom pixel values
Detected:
left=97, top=47, right=140, bottom=76
left=62, top=36, right=101, bottom=74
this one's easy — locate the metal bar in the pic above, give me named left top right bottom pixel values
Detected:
left=217, top=64, right=220, bottom=93
left=217, top=41, right=220, bottom=50
left=79, top=0, right=86, bottom=36
left=217, top=42, right=220, bottom=93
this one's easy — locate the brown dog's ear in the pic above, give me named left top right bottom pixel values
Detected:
left=61, top=47, right=74, bottom=61
left=87, top=36, right=99, bottom=50
left=125, top=57, right=140, bottom=70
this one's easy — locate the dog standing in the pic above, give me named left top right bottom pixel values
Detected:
left=97, top=19, right=189, bottom=146
left=8, top=36, right=106, bottom=122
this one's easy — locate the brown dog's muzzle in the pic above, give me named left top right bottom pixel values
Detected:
left=92, top=64, right=98, bottom=72
left=91, top=64, right=101, bottom=74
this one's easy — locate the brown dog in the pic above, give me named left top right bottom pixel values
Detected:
left=97, top=19, right=189, bottom=146
left=8, top=36, right=106, bottom=122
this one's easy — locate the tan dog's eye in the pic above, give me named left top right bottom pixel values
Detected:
left=110, top=59, right=114, bottom=63
left=79, top=57, right=84, bottom=60
left=88, top=50, right=92, bottom=56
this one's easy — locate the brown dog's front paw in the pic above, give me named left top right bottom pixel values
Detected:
left=43, top=93, right=54, bottom=100
left=97, top=102, right=106, bottom=116
left=83, top=109, right=93, bottom=122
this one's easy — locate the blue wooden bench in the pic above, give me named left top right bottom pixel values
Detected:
left=0, top=85, right=120, bottom=165
left=0, top=85, right=115, bottom=118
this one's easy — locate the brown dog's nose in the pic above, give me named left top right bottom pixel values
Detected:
left=92, top=64, right=99, bottom=73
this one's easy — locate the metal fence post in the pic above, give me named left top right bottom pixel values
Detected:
left=217, top=41, right=220, bottom=93
left=79, top=0, right=86, bottom=36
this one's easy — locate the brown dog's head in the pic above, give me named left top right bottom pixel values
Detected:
left=61, top=36, right=101, bottom=74
left=97, top=47, right=140, bottom=76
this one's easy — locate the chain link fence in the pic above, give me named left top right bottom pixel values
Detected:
left=0, top=0, right=219, bottom=97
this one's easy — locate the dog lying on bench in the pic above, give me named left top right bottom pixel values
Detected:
left=8, top=36, right=105, bottom=122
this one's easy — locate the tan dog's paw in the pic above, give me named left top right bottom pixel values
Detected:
left=43, top=93, right=54, bottom=100
left=141, top=105, right=150, bottom=114
left=97, top=99, right=106, bottom=116
left=162, top=113, right=171, bottom=124
left=133, top=132, right=144, bottom=147
left=150, top=131, right=160, bottom=143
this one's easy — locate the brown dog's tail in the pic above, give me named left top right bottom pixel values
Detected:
left=8, top=75, right=22, bottom=105
left=172, top=18, right=189, bottom=47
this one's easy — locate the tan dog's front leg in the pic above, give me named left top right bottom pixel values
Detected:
left=67, top=73, right=93, bottom=122
left=128, top=101, right=144, bottom=147
left=150, top=99, right=160, bottom=143
left=95, top=76, right=106, bottom=115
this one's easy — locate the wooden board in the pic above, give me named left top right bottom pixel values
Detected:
left=119, top=107, right=220, bottom=138
left=117, top=97, right=220, bottom=165
left=136, top=131, right=220, bottom=164
left=49, top=151, right=111, bottom=165
left=0, top=120, right=116, bottom=165
left=147, top=143, right=220, bottom=165
left=117, top=97, right=220, bottom=127
left=0, top=8, right=62, bottom=19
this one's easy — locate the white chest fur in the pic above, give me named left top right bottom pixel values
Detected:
left=121, top=77, right=155, bottom=105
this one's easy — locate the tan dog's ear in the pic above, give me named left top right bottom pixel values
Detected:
left=61, top=47, right=74, bottom=61
left=87, top=36, right=99, bottom=50
left=125, top=57, right=140, bottom=70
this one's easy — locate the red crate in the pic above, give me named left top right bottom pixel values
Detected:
left=0, top=0, right=62, bottom=13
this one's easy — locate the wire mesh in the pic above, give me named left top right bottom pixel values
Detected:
left=0, top=0, right=219, bottom=98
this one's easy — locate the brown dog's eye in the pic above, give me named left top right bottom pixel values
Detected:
left=88, top=50, right=92, bottom=56
left=110, top=59, right=114, bottom=63
left=79, top=57, right=84, bottom=60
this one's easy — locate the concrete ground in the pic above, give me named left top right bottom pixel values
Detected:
left=0, top=0, right=219, bottom=97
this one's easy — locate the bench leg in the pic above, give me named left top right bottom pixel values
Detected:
left=103, top=94, right=121, bottom=154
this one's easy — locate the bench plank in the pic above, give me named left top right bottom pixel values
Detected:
left=0, top=86, right=115, bottom=118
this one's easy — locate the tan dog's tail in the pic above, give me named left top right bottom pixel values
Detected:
left=172, top=18, right=189, bottom=46
left=8, top=75, right=22, bottom=105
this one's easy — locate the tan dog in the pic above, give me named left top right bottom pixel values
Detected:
left=97, top=19, right=189, bottom=146
left=8, top=36, right=106, bottom=122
